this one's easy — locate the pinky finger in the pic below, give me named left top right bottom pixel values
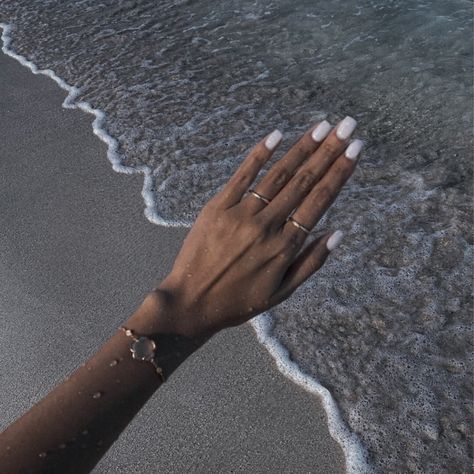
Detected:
left=271, top=230, right=344, bottom=304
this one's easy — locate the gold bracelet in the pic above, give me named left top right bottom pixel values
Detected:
left=119, top=326, right=165, bottom=382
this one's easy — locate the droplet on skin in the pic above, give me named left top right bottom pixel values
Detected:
left=109, top=360, right=118, bottom=367
left=38, top=452, right=47, bottom=458
left=115, top=379, right=121, bottom=384
left=92, top=391, right=102, bottom=399
left=81, top=429, right=88, bottom=435
left=6, top=446, right=11, bottom=451
left=58, top=443, right=67, bottom=449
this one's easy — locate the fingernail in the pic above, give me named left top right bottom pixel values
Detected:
left=345, top=139, right=364, bottom=160
left=336, top=116, right=357, bottom=140
left=265, top=129, right=283, bottom=151
left=326, top=230, right=344, bottom=251
left=311, top=120, right=332, bottom=142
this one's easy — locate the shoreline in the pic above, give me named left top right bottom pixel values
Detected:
left=1, top=21, right=368, bottom=472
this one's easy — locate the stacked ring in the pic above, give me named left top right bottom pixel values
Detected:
left=287, top=216, right=311, bottom=234
left=248, top=189, right=271, bottom=205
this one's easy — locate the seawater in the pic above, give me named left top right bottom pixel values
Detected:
left=0, top=0, right=472, bottom=472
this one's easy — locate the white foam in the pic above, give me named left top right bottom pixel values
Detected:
left=1, top=22, right=371, bottom=473
left=0, top=22, right=188, bottom=228
left=252, top=313, right=372, bottom=472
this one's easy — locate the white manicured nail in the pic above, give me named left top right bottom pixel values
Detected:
left=345, top=139, right=364, bottom=160
left=265, top=129, right=283, bottom=151
left=336, top=116, right=357, bottom=140
left=311, top=120, right=332, bottom=142
left=326, top=230, right=344, bottom=251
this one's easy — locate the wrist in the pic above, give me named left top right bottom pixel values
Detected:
left=119, top=289, right=213, bottom=380
left=125, top=288, right=215, bottom=342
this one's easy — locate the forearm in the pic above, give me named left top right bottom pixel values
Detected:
left=0, top=292, right=211, bottom=474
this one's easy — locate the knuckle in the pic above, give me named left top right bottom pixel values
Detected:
left=294, top=169, right=316, bottom=190
left=309, top=253, right=323, bottom=271
left=226, top=171, right=250, bottom=194
left=269, top=167, right=292, bottom=187
left=340, top=163, right=354, bottom=181
left=252, top=150, right=268, bottom=165
left=317, top=185, right=333, bottom=202
left=249, top=215, right=269, bottom=235
left=273, top=237, right=289, bottom=255
left=298, top=140, right=311, bottom=154
left=273, top=244, right=293, bottom=261
left=273, top=232, right=300, bottom=257
left=322, top=140, right=340, bottom=156
left=331, top=159, right=346, bottom=177
left=277, top=252, right=292, bottom=262
left=285, top=229, right=304, bottom=248
left=233, top=172, right=250, bottom=187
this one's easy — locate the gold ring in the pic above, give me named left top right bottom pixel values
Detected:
left=248, top=189, right=271, bottom=205
left=287, top=216, right=311, bottom=234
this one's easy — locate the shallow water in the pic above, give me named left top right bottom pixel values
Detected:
left=1, top=0, right=472, bottom=472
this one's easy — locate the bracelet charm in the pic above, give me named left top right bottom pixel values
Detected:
left=119, top=326, right=165, bottom=382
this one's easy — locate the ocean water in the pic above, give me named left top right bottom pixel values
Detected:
left=0, top=0, right=472, bottom=472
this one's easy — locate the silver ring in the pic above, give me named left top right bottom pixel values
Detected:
left=248, top=189, right=271, bottom=205
left=287, top=216, right=311, bottom=234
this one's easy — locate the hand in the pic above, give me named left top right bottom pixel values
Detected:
left=156, top=117, right=363, bottom=337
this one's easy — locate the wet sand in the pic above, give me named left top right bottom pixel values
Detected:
left=0, top=51, right=345, bottom=473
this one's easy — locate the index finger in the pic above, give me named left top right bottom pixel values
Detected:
left=215, top=129, right=282, bottom=208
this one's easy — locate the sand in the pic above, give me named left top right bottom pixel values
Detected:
left=0, top=51, right=345, bottom=473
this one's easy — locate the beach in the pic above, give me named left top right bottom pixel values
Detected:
left=1, top=0, right=473, bottom=471
left=0, top=50, right=346, bottom=472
